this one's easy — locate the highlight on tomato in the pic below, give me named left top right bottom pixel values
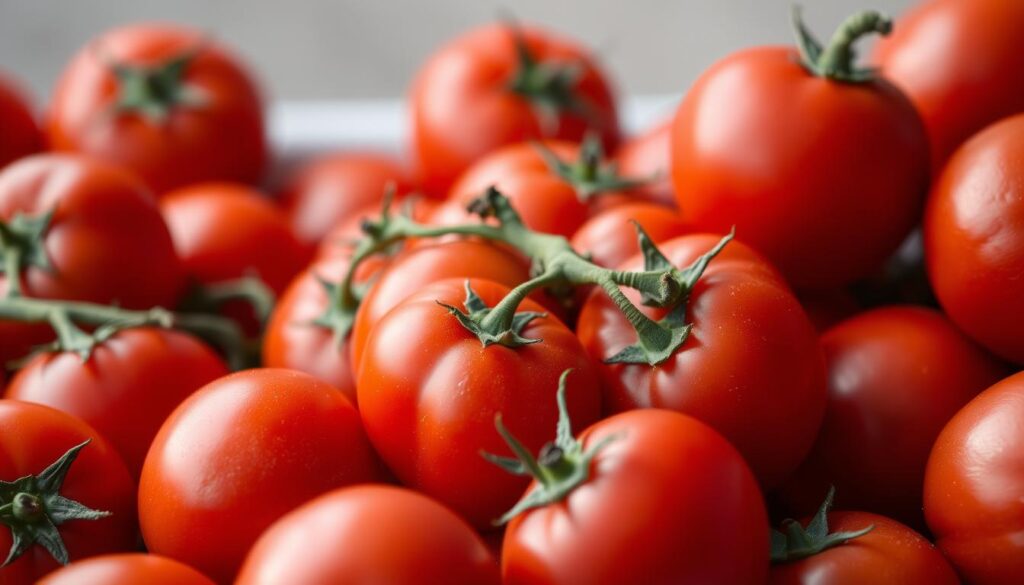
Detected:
left=36, top=553, right=215, bottom=585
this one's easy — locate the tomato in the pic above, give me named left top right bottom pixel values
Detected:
left=775, top=306, right=1006, bottom=528
left=576, top=234, right=825, bottom=487
left=925, top=113, right=1024, bottom=364
left=614, top=119, right=675, bottom=208
left=924, top=370, right=1024, bottom=584
left=138, top=368, right=381, bottom=583
left=0, top=72, right=41, bottom=170
left=46, top=24, right=267, bottom=194
left=0, top=401, right=136, bottom=584
left=37, top=554, right=214, bottom=585
left=410, top=23, right=620, bottom=195
left=671, top=11, right=929, bottom=289
left=502, top=408, right=768, bottom=584
left=770, top=511, right=958, bottom=585
left=236, top=485, right=499, bottom=585
left=276, top=152, right=415, bottom=251
left=315, top=196, right=439, bottom=262
left=4, top=328, right=228, bottom=479
left=875, top=0, right=1024, bottom=173
left=570, top=202, right=688, bottom=268
left=356, top=278, right=601, bottom=529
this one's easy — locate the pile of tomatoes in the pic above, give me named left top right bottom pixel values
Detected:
left=2, top=0, right=1024, bottom=583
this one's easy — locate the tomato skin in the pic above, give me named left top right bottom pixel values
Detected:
left=410, top=23, right=619, bottom=195
left=47, top=24, right=267, bottom=195
left=924, top=371, right=1024, bottom=584
left=37, top=554, right=214, bottom=585
left=875, top=0, right=1024, bottom=174
left=357, top=278, right=601, bottom=529
left=570, top=202, right=688, bottom=268
left=0, top=72, right=41, bottom=170
left=770, top=512, right=958, bottom=585
left=276, top=153, right=415, bottom=251
left=776, top=306, right=1006, bottom=528
left=236, top=485, right=499, bottom=585
left=0, top=401, right=137, bottom=585
left=925, top=114, right=1024, bottom=364
left=315, top=196, right=439, bottom=262
left=614, top=119, right=675, bottom=208
left=5, top=328, right=228, bottom=479
left=138, top=368, right=381, bottom=583
left=503, top=409, right=768, bottom=585
left=671, top=47, right=929, bottom=289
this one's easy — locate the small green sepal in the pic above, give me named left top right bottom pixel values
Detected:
left=770, top=487, right=875, bottom=563
left=792, top=6, right=893, bottom=83
left=534, top=134, right=652, bottom=202
left=438, top=281, right=546, bottom=348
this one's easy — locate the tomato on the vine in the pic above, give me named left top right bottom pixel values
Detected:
left=37, top=554, right=215, bottom=585
left=614, top=119, right=674, bottom=208
left=47, top=24, right=267, bottom=194
left=0, top=72, right=41, bottom=170
left=570, top=202, right=688, bottom=268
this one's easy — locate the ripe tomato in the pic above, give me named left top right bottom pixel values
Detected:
left=770, top=511, right=959, bottom=585
left=0, top=72, right=41, bottom=170
left=357, top=278, right=601, bottom=529
left=276, top=152, right=415, bottom=251
left=776, top=306, right=1006, bottom=527
left=37, top=554, right=214, bottom=585
left=614, top=119, right=674, bottom=208
left=138, top=368, right=381, bottom=583
left=925, top=113, right=1024, bottom=364
left=875, top=0, right=1024, bottom=173
left=236, top=485, right=500, bottom=585
left=410, top=23, right=619, bottom=195
left=5, top=328, right=229, bottom=479
left=0, top=401, right=136, bottom=584
left=576, top=234, right=825, bottom=487
left=671, top=13, right=929, bottom=289
left=315, top=196, right=439, bottom=262
left=925, top=370, right=1024, bottom=584
left=47, top=24, right=267, bottom=194
left=570, top=202, right=688, bottom=268
left=502, top=409, right=769, bottom=584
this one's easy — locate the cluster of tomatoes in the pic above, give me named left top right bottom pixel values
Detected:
left=2, top=0, right=1024, bottom=583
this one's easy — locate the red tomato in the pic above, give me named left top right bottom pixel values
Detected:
left=570, top=202, right=688, bottom=268
left=875, top=0, right=1024, bottom=173
left=925, top=113, right=1024, bottom=364
left=47, top=24, right=267, bottom=194
left=357, top=278, right=601, bottom=529
left=770, top=512, right=959, bottom=585
left=315, top=196, right=439, bottom=262
left=236, top=485, right=500, bottom=585
left=276, top=153, right=415, bottom=251
left=0, top=72, right=41, bottom=170
left=0, top=401, right=136, bottom=584
left=671, top=20, right=929, bottom=289
left=5, top=328, right=229, bottom=479
left=576, top=234, right=825, bottom=487
left=410, top=23, right=620, bottom=195
left=925, top=370, right=1024, bottom=584
left=37, top=554, right=214, bottom=585
left=776, top=306, right=1006, bottom=527
left=502, top=409, right=768, bottom=584
left=614, top=119, right=675, bottom=208
left=138, top=368, right=381, bottom=583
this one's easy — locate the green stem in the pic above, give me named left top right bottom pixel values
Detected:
left=818, top=11, right=892, bottom=76
left=2, top=250, right=21, bottom=298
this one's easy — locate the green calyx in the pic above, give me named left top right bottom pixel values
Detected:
left=482, top=369, right=616, bottom=525
left=99, top=43, right=207, bottom=122
left=792, top=6, right=892, bottom=83
left=0, top=440, right=111, bottom=567
left=534, top=134, right=652, bottom=201
left=438, top=280, right=547, bottom=348
left=505, top=21, right=590, bottom=129
left=770, top=487, right=875, bottom=563
left=0, top=211, right=54, bottom=298
left=177, top=276, right=277, bottom=329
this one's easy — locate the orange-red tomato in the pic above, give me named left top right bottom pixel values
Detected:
left=770, top=512, right=959, bottom=585
left=138, top=368, right=381, bottom=583
left=37, top=554, right=215, bottom=585
left=925, top=113, right=1024, bottom=364
left=5, top=328, right=229, bottom=479
left=875, top=0, right=1024, bottom=173
left=0, top=72, right=41, bottom=170
left=236, top=486, right=500, bottom=585
left=614, top=119, right=675, bottom=208
left=576, top=234, right=825, bottom=487
left=47, top=24, right=267, bottom=194
left=570, top=202, right=688, bottom=268
left=925, top=371, right=1024, bottom=584
left=410, top=23, right=619, bottom=195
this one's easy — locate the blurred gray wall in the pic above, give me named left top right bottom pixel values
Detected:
left=0, top=0, right=913, bottom=102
